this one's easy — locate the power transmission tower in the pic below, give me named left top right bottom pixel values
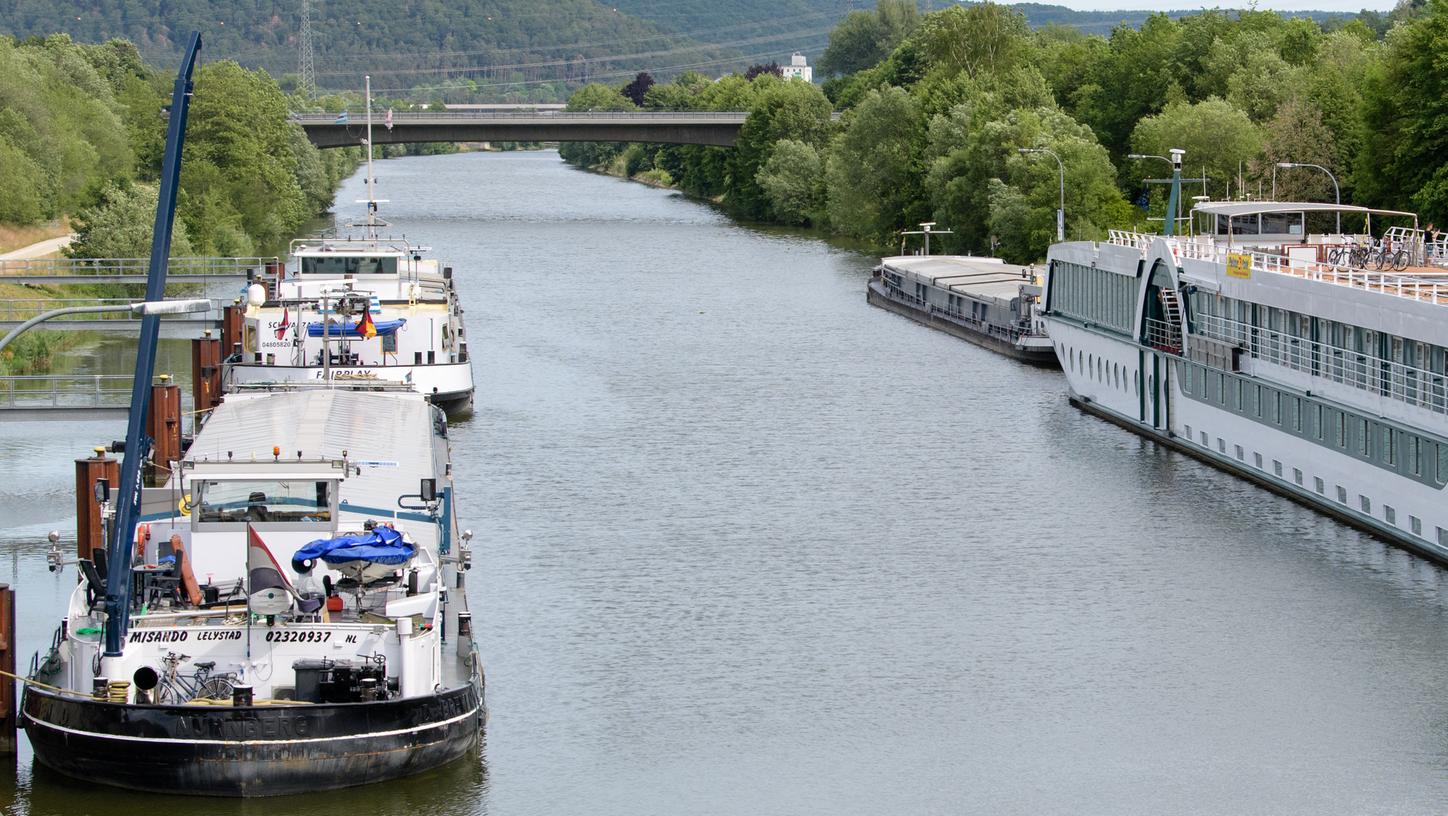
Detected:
left=299, top=0, right=316, bottom=98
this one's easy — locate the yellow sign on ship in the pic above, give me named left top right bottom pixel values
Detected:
left=1226, top=252, right=1252, bottom=279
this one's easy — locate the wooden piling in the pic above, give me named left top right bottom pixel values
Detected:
left=0, top=584, right=15, bottom=755
left=191, top=333, right=222, bottom=413
left=75, top=449, right=119, bottom=562
left=221, top=303, right=244, bottom=360
left=147, top=375, right=183, bottom=483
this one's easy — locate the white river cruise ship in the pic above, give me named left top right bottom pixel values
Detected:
left=1041, top=200, right=1448, bottom=562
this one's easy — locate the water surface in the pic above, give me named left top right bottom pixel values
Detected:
left=2, top=151, right=1447, bottom=814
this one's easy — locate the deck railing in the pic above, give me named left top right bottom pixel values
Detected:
left=1105, top=232, right=1448, bottom=306
left=1193, top=312, right=1448, bottom=415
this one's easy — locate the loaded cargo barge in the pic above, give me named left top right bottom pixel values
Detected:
left=868, top=254, right=1057, bottom=366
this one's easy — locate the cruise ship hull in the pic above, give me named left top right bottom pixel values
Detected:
left=21, top=681, right=483, bottom=797
left=1046, top=316, right=1448, bottom=564
left=867, top=280, right=1058, bottom=366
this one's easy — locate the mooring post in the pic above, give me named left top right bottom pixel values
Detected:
left=191, top=332, right=222, bottom=413
left=221, top=303, right=244, bottom=359
left=0, top=584, right=15, bottom=756
left=146, top=374, right=182, bottom=484
left=76, top=448, right=119, bottom=562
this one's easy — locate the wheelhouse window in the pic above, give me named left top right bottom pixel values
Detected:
left=195, top=479, right=334, bottom=523
left=300, top=255, right=398, bottom=276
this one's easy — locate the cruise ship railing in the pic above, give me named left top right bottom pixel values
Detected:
left=1143, top=318, right=1182, bottom=354
left=1106, top=233, right=1448, bottom=305
left=1193, top=312, right=1448, bottom=415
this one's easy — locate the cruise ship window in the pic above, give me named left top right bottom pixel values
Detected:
left=1293, top=468, right=1303, bottom=486
left=1385, top=430, right=1396, bottom=466
left=1314, top=477, right=1324, bottom=494
left=1385, top=506, right=1396, bottom=525
left=1273, top=460, right=1282, bottom=477
left=1235, top=445, right=1244, bottom=461
left=1360, top=495, right=1371, bottom=514
left=1254, top=452, right=1263, bottom=469
left=1357, top=419, right=1369, bottom=456
left=1409, top=436, right=1421, bottom=475
left=1218, top=438, right=1226, bottom=454
left=1336, top=485, right=1347, bottom=503
left=1201, top=431, right=1209, bottom=446
left=1410, top=516, right=1422, bottom=536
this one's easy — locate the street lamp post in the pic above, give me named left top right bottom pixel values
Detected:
left=1277, top=162, right=1341, bottom=235
left=0, top=299, right=214, bottom=356
left=1019, top=147, right=1065, bottom=242
left=1128, top=151, right=1185, bottom=237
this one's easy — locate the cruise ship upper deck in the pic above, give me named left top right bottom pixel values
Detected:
left=1107, top=201, right=1448, bottom=307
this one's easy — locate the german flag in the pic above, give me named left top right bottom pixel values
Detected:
left=358, top=308, right=377, bottom=339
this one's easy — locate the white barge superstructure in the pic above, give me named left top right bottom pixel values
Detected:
left=1041, top=199, right=1448, bottom=561
left=227, top=237, right=476, bottom=413
left=22, top=386, right=484, bottom=794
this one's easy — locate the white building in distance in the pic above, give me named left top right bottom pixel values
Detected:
left=780, top=52, right=812, bottom=83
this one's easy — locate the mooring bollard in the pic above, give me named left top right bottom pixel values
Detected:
left=146, top=374, right=182, bottom=484
left=0, top=584, right=15, bottom=755
left=75, top=448, right=119, bottom=562
left=191, top=332, right=222, bottom=413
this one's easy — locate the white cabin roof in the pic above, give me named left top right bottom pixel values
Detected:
left=1191, top=201, right=1417, bottom=220
left=186, top=390, right=438, bottom=517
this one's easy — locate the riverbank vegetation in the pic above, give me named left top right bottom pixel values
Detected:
left=0, top=34, right=360, bottom=258
left=561, top=0, right=1448, bottom=263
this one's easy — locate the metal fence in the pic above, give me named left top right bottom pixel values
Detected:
left=0, top=256, right=275, bottom=279
left=0, top=374, right=135, bottom=410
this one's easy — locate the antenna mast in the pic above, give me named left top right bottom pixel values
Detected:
left=299, top=0, right=316, bottom=98
left=364, top=74, right=379, bottom=240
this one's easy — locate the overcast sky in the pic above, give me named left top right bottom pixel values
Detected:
left=1038, top=0, right=1395, bottom=11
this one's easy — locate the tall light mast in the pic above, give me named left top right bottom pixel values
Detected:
left=299, top=0, right=316, bottom=98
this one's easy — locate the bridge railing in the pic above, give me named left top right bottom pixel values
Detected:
left=292, top=111, right=750, bottom=123
left=0, top=256, right=276, bottom=279
left=0, top=374, right=136, bottom=410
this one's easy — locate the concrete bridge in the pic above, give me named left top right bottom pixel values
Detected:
left=295, top=110, right=752, bottom=149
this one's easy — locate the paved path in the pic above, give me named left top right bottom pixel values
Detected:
left=0, top=234, right=74, bottom=260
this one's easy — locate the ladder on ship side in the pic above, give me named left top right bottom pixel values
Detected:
left=1157, top=287, right=1184, bottom=352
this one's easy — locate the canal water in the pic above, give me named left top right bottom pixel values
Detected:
left=3, top=150, right=1448, bottom=814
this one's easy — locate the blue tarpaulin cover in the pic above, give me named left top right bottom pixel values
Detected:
left=305, top=318, right=406, bottom=338
left=292, top=526, right=415, bottom=571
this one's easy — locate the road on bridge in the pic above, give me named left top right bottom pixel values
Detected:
left=296, top=110, right=758, bottom=149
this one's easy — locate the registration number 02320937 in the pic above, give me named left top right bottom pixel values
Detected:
left=264, top=630, right=332, bottom=643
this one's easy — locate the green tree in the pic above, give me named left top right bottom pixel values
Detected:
left=757, top=139, right=825, bottom=226
left=729, top=77, right=833, bottom=219
left=1130, top=98, right=1262, bottom=199
left=558, top=82, right=636, bottom=170
left=824, top=85, right=926, bottom=244
left=68, top=181, right=195, bottom=258
left=818, top=0, right=921, bottom=77
left=1355, top=0, right=1448, bottom=222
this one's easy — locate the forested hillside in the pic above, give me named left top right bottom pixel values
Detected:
left=561, top=0, right=1447, bottom=265
left=0, top=2, right=1375, bottom=103
left=0, top=34, right=356, bottom=255
left=0, top=0, right=732, bottom=101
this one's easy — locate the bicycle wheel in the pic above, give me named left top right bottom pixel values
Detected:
left=1393, top=250, right=1410, bottom=271
left=1327, top=247, right=1343, bottom=266
left=197, top=676, right=236, bottom=701
left=154, top=681, right=183, bottom=705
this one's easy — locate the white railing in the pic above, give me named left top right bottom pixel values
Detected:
left=0, top=374, right=134, bottom=409
left=1105, top=233, right=1448, bottom=306
left=1193, top=312, right=1448, bottom=414
left=0, top=256, right=275, bottom=278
